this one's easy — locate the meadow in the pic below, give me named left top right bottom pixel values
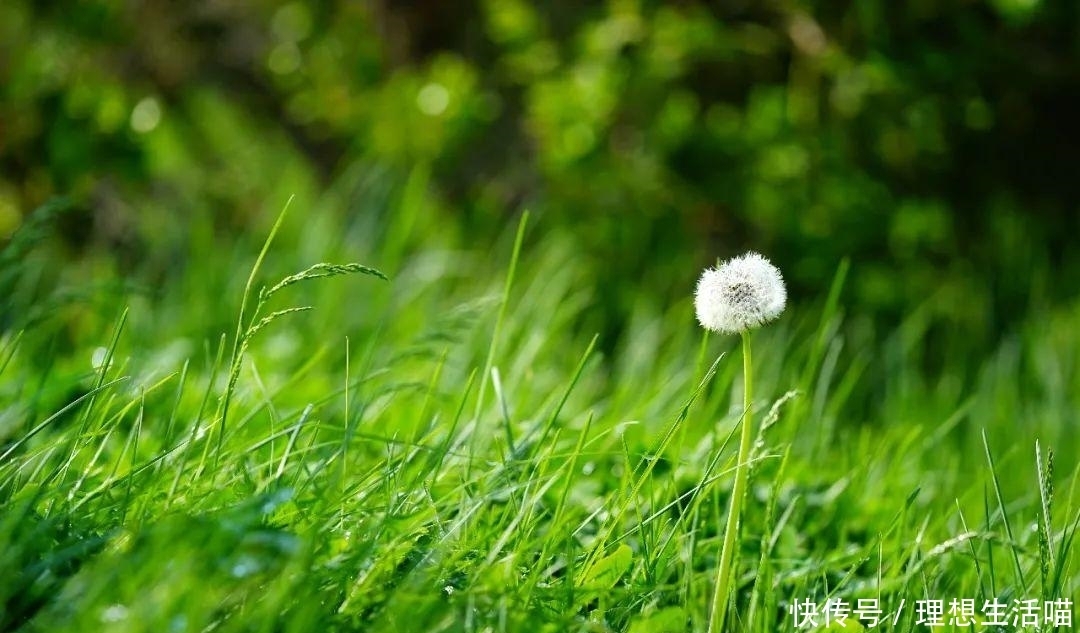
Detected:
left=1, top=189, right=1077, bottom=632
left=3, top=2, right=1080, bottom=630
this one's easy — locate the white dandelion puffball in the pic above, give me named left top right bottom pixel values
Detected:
left=694, top=252, right=787, bottom=334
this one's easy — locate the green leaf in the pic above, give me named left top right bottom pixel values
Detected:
left=628, top=607, right=685, bottom=633
left=578, top=543, right=633, bottom=590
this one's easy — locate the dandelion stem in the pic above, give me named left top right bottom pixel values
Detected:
left=709, top=329, right=754, bottom=633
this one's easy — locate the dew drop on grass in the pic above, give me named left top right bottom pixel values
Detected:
left=101, top=604, right=128, bottom=622
left=91, top=346, right=108, bottom=370
left=232, top=555, right=262, bottom=578
left=169, top=615, right=188, bottom=633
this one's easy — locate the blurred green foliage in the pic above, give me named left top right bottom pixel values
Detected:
left=2, top=0, right=1079, bottom=353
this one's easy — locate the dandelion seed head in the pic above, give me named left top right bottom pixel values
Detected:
left=694, top=251, right=786, bottom=334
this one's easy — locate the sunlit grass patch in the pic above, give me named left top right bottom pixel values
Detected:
left=1, top=199, right=1077, bottom=632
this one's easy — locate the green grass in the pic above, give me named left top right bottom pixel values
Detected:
left=1, top=192, right=1078, bottom=633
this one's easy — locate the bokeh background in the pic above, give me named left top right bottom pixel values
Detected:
left=2, top=0, right=1078, bottom=375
